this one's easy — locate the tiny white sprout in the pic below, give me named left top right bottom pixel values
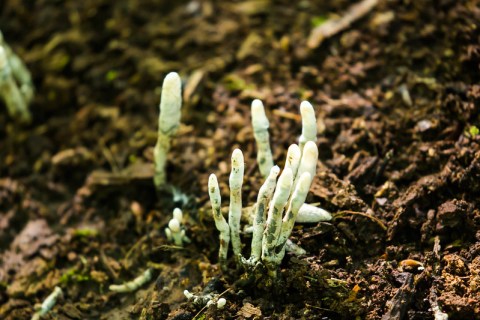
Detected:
left=165, top=208, right=190, bottom=246
left=184, top=289, right=194, bottom=300
left=154, top=71, right=182, bottom=188
left=217, top=298, right=227, bottom=309
left=251, top=99, right=274, bottom=177
left=35, top=286, right=63, bottom=319
left=299, top=101, right=317, bottom=152
left=109, top=268, right=153, bottom=293
left=31, top=286, right=63, bottom=319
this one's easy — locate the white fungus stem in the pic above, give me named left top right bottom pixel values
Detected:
left=294, top=141, right=318, bottom=188
left=261, top=168, right=293, bottom=268
left=208, top=174, right=230, bottom=269
left=298, top=101, right=317, bottom=152
left=207, top=98, right=326, bottom=278
left=273, top=172, right=312, bottom=264
left=109, top=269, right=153, bottom=293
left=250, top=165, right=280, bottom=262
left=154, top=72, right=182, bottom=188
left=228, top=149, right=244, bottom=259
left=251, top=99, right=273, bottom=177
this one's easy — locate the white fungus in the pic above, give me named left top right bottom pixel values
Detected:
left=165, top=208, right=190, bottom=246
left=154, top=72, right=182, bottom=188
left=208, top=174, right=230, bottom=270
left=228, top=149, right=244, bottom=260
left=251, top=99, right=274, bottom=178
left=298, top=101, right=317, bottom=152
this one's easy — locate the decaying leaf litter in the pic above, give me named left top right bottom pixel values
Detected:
left=1, top=0, right=480, bottom=319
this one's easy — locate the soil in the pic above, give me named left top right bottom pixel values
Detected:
left=1, top=0, right=480, bottom=319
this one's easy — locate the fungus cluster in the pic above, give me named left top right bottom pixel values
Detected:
left=208, top=99, right=332, bottom=277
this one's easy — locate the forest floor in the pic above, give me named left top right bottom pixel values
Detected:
left=1, top=0, right=480, bottom=319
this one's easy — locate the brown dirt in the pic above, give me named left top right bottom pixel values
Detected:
left=1, top=0, right=480, bottom=319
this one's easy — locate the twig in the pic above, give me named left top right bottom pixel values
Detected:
left=334, top=210, right=387, bottom=231
left=307, top=0, right=379, bottom=49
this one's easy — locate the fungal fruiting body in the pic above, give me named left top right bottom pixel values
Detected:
left=251, top=99, right=274, bottom=178
left=261, top=167, right=293, bottom=268
left=154, top=72, right=182, bottom=188
left=228, top=149, right=244, bottom=260
left=298, top=101, right=317, bottom=152
left=293, top=141, right=318, bottom=189
left=284, top=144, right=301, bottom=176
left=208, top=100, right=330, bottom=277
left=165, top=208, right=190, bottom=246
left=250, top=165, right=280, bottom=263
left=208, top=173, right=230, bottom=270
left=269, top=172, right=313, bottom=267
